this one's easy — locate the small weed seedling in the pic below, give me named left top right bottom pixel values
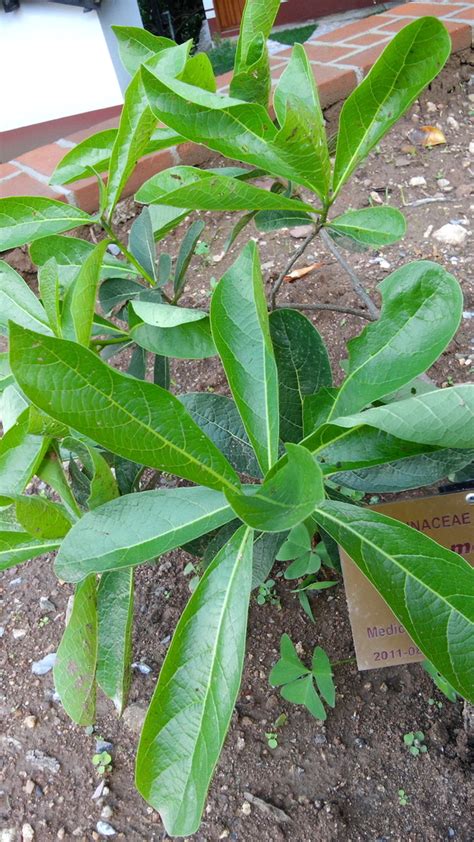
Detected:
left=183, top=561, right=200, bottom=593
left=269, top=634, right=335, bottom=720
left=265, top=712, right=288, bottom=749
left=403, top=731, right=427, bottom=757
left=428, top=697, right=443, bottom=710
left=398, top=789, right=411, bottom=807
left=256, top=579, right=280, bottom=608
left=92, top=750, right=112, bottom=776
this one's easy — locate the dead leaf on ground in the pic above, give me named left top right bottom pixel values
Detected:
left=283, top=261, right=324, bottom=283
left=409, top=125, right=447, bottom=147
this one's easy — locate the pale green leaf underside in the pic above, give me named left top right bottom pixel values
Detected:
left=0, top=198, right=92, bottom=251
left=97, top=567, right=134, bottom=714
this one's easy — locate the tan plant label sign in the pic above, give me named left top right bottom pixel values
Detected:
left=340, top=490, right=474, bottom=670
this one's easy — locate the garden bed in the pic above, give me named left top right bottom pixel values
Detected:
left=1, top=52, right=473, bottom=842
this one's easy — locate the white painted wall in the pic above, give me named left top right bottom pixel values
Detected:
left=0, top=1, right=124, bottom=133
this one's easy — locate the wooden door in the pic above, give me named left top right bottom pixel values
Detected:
left=215, top=0, right=245, bottom=31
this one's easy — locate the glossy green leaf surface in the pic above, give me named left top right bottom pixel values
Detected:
left=211, top=242, right=279, bottom=475
left=326, top=206, right=406, bottom=250
left=333, top=449, right=474, bottom=493
left=333, top=17, right=450, bottom=194
left=129, top=207, right=157, bottom=282
left=54, top=575, right=97, bottom=725
left=174, top=219, right=205, bottom=299
left=0, top=261, right=52, bottom=336
left=334, top=385, right=474, bottom=449
left=273, top=44, right=330, bottom=202
left=269, top=633, right=309, bottom=685
left=230, top=32, right=271, bottom=108
left=63, top=240, right=110, bottom=346
left=326, top=261, right=462, bottom=420
left=62, top=438, right=119, bottom=510
left=179, top=393, right=262, bottom=478
left=142, top=65, right=326, bottom=195
left=30, top=235, right=138, bottom=285
left=15, top=495, right=72, bottom=539
left=136, top=526, right=253, bottom=837
left=105, top=71, right=158, bottom=217
left=254, top=208, right=312, bottom=232
left=55, top=486, right=234, bottom=582
left=38, top=259, right=62, bottom=337
left=269, top=309, right=331, bottom=443
left=132, top=317, right=216, bottom=359
left=0, top=531, right=60, bottom=572
left=0, top=198, right=92, bottom=251
left=314, top=501, right=474, bottom=701
left=0, top=411, right=48, bottom=503
left=50, top=129, right=117, bottom=185
left=9, top=325, right=240, bottom=492
left=251, top=531, right=287, bottom=588
left=135, top=166, right=314, bottom=212
left=133, top=302, right=206, bottom=327
left=234, top=0, right=280, bottom=70
left=97, top=567, right=134, bottom=714
left=112, top=25, right=174, bottom=76
left=226, top=444, right=325, bottom=532
left=309, top=424, right=437, bottom=474
left=281, top=674, right=327, bottom=720
left=180, top=52, right=216, bottom=92
left=148, top=205, right=189, bottom=241
left=99, top=278, right=146, bottom=313
left=312, top=647, right=335, bottom=707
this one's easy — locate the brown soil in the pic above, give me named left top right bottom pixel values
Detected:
left=1, top=52, right=473, bottom=842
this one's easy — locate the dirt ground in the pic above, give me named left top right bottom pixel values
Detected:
left=1, top=52, right=473, bottom=842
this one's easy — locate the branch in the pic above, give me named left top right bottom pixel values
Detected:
left=270, top=226, right=319, bottom=308
left=319, top=229, right=380, bottom=320
left=275, top=302, right=374, bottom=320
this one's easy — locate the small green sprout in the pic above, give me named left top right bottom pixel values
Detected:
left=265, top=732, right=278, bottom=749
left=92, top=751, right=112, bottom=776
left=398, top=789, right=410, bottom=806
left=194, top=240, right=210, bottom=256
left=38, top=616, right=50, bottom=628
left=256, top=579, right=280, bottom=607
left=183, top=561, right=200, bottom=593
left=403, top=731, right=427, bottom=756
left=428, top=697, right=443, bottom=710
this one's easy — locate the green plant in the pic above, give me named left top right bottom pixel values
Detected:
left=0, top=0, right=473, bottom=836
left=398, top=789, right=410, bottom=807
left=270, top=635, right=336, bottom=720
left=403, top=731, right=428, bottom=757
left=92, top=750, right=112, bottom=775
left=256, top=578, right=281, bottom=607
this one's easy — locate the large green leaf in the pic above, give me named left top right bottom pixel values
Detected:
left=230, top=33, right=270, bottom=108
left=180, top=52, right=216, bottom=93
left=0, top=531, right=61, bottom=572
left=254, top=208, right=312, bottom=232
left=97, top=567, right=134, bottom=714
left=226, top=444, right=325, bottom=532
left=233, top=0, right=280, bottom=70
left=273, top=44, right=330, bottom=203
left=15, top=495, right=72, bottom=539
left=179, top=393, right=261, bottom=478
left=0, top=198, right=92, bottom=251
left=333, top=448, right=474, bottom=493
left=112, top=25, right=174, bottom=76
left=326, top=206, right=406, bottom=250
left=326, top=261, right=462, bottom=420
left=308, top=424, right=438, bottom=474
left=135, top=166, right=314, bottom=212
left=62, top=240, right=110, bottom=346
left=9, top=325, right=240, bottom=493
left=141, top=65, right=325, bottom=196
left=132, top=317, right=216, bottom=359
left=0, top=261, right=52, bottom=336
left=29, top=235, right=138, bottom=285
left=50, top=129, right=117, bottom=186
left=128, top=207, right=157, bottom=283
left=38, top=259, right=62, bottom=337
left=105, top=71, right=158, bottom=218
left=314, top=501, right=474, bottom=701
left=0, top=410, right=48, bottom=503
left=333, top=17, right=451, bottom=194
left=269, top=309, right=331, bottom=443
left=53, top=575, right=97, bottom=725
left=55, top=486, right=234, bottom=582
left=334, top=385, right=474, bottom=449
left=210, top=242, right=279, bottom=475
left=149, top=205, right=189, bottom=241
left=136, top=525, right=253, bottom=837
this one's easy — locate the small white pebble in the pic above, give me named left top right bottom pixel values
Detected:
left=409, top=176, right=427, bottom=187
left=242, top=802, right=251, bottom=816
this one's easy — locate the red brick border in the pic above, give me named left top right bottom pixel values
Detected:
left=1, top=0, right=472, bottom=212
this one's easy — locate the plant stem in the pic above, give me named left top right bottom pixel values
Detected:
left=331, top=657, right=357, bottom=668
left=275, top=302, right=373, bottom=320
left=319, top=229, right=380, bottom=320
left=270, top=223, right=321, bottom=309
left=91, top=335, right=130, bottom=346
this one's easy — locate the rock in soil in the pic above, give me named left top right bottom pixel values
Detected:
left=433, top=223, right=468, bottom=245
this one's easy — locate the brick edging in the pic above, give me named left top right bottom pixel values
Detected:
left=1, top=0, right=472, bottom=212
